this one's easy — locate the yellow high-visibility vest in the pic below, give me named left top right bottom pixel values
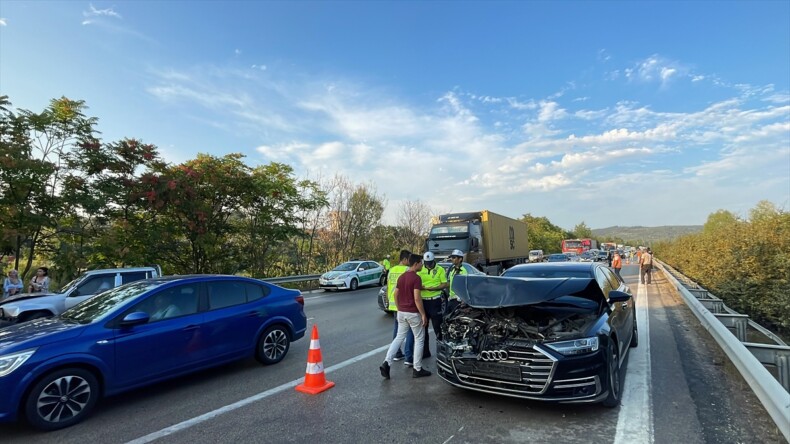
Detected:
left=386, top=264, right=409, bottom=312
left=448, top=266, right=468, bottom=300
left=417, top=265, right=447, bottom=299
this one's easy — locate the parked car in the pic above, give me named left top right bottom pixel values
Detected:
left=595, top=251, right=610, bottom=262
left=547, top=253, right=571, bottom=262
left=528, top=250, right=545, bottom=263
left=436, top=261, right=636, bottom=407
left=579, top=251, right=595, bottom=262
left=377, top=262, right=485, bottom=313
left=0, top=267, right=160, bottom=326
left=319, top=260, right=385, bottom=291
left=0, top=274, right=306, bottom=430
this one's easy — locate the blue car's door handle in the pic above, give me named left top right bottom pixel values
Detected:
left=246, top=311, right=259, bottom=318
left=182, top=325, right=200, bottom=331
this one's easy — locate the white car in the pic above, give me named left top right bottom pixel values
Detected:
left=319, top=261, right=386, bottom=291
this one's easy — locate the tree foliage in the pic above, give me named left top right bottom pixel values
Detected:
left=655, top=201, right=790, bottom=336
left=522, top=214, right=569, bottom=253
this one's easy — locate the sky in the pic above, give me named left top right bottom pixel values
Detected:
left=1, top=1, right=788, bottom=230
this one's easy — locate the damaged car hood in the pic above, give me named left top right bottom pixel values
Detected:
left=451, top=275, right=606, bottom=308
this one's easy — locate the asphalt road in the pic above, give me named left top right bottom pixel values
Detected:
left=1, top=265, right=784, bottom=443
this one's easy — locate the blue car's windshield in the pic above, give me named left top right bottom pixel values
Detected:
left=60, top=281, right=165, bottom=324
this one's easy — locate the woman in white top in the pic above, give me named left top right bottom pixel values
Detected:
left=28, top=267, right=50, bottom=293
left=3, top=269, right=24, bottom=298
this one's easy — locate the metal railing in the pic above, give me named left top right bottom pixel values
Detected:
left=657, top=260, right=790, bottom=441
left=261, top=274, right=321, bottom=284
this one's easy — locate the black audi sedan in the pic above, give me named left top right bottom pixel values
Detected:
left=436, top=262, right=636, bottom=407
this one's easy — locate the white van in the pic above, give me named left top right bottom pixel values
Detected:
left=528, top=250, right=545, bottom=262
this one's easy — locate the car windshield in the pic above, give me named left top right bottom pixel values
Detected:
left=548, top=254, right=567, bottom=260
left=503, top=269, right=592, bottom=279
left=332, top=262, right=358, bottom=272
left=60, top=280, right=165, bottom=324
left=56, top=276, right=85, bottom=294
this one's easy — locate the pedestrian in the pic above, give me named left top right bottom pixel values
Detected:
left=445, top=249, right=468, bottom=315
left=612, top=251, right=623, bottom=280
left=639, top=248, right=653, bottom=285
left=381, top=254, right=391, bottom=284
left=28, top=267, right=50, bottom=293
left=380, top=253, right=432, bottom=379
left=404, top=252, right=448, bottom=366
left=386, top=250, right=412, bottom=361
left=3, top=270, right=24, bottom=298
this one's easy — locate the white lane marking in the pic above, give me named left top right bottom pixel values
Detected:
left=442, top=435, right=455, bottom=444
left=126, top=344, right=390, bottom=444
left=614, top=281, right=654, bottom=444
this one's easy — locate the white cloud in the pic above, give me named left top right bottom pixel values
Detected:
left=234, top=49, right=242, bottom=55
left=0, top=18, right=7, bottom=26
left=84, top=4, right=122, bottom=19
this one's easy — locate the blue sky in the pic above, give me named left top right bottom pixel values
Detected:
left=1, top=1, right=788, bottom=230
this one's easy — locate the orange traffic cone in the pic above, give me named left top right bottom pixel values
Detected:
left=295, top=325, right=335, bottom=395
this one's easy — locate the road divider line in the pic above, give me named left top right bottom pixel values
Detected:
left=614, top=281, right=654, bottom=444
left=126, top=344, right=391, bottom=444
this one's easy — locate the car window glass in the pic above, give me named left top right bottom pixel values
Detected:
left=74, top=275, right=116, bottom=297
left=208, top=281, right=247, bottom=309
left=121, top=271, right=148, bottom=284
left=603, top=267, right=621, bottom=289
left=125, top=283, right=200, bottom=322
left=594, top=268, right=613, bottom=293
left=245, top=282, right=269, bottom=302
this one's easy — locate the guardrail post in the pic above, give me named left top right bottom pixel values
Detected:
left=687, top=288, right=708, bottom=299
left=734, top=317, right=748, bottom=342
left=778, top=354, right=790, bottom=392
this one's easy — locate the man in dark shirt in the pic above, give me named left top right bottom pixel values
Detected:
left=379, top=254, right=432, bottom=379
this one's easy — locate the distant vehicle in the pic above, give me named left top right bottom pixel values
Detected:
left=596, top=251, right=610, bottom=262
left=529, top=250, right=545, bottom=263
left=561, top=238, right=597, bottom=254
left=437, top=261, right=635, bottom=406
left=579, top=251, right=595, bottom=262
left=0, top=267, right=160, bottom=326
left=426, top=210, right=529, bottom=275
left=0, top=275, right=306, bottom=430
left=377, top=262, right=485, bottom=313
left=547, top=253, right=571, bottom=262
left=319, top=260, right=385, bottom=291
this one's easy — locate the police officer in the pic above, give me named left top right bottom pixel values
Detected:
left=404, top=252, right=447, bottom=362
left=445, top=249, right=468, bottom=315
left=381, top=255, right=391, bottom=285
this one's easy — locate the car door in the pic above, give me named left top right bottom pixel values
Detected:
left=596, top=267, right=628, bottom=357
left=604, top=267, right=634, bottom=354
left=64, top=273, right=119, bottom=311
left=112, top=283, right=203, bottom=387
left=202, top=280, right=267, bottom=360
left=358, top=262, right=377, bottom=287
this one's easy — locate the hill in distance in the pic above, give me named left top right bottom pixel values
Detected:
left=591, top=225, right=703, bottom=245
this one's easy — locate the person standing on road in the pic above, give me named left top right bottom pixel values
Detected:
left=639, top=248, right=653, bottom=284
left=612, top=251, right=623, bottom=280
left=445, top=249, right=468, bottom=315
left=381, top=255, right=391, bottom=284
left=380, top=253, right=432, bottom=379
left=387, top=250, right=411, bottom=361
left=404, top=252, right=448, bottom=364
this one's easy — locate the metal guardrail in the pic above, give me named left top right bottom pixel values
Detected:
left=261, top=274, right=321, bottom=284
left=657, top=260, right=790, bottom=441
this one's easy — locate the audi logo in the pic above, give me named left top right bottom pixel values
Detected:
left=478, top=350, right=509, bottom=361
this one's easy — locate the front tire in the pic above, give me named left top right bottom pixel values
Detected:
left=630, top=316, right=639, bottom=348
left=255, top=325, right=291, bottom=365
left=602, top=340, right=621, bottom=407
left=378, top=274, right=386, bottom=286
left=349, top=278, right=358, bottom=291
left=25, top=368, right=99, bottom=431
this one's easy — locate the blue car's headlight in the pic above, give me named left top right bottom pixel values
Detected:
left=545, top=337, right=599, bottom=356
left=0, top=349, right=36, bottom=377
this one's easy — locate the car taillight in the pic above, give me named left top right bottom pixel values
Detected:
left=295, top=295, right=304, bottom=306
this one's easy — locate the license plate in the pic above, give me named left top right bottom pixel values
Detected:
left=455, top=361, right=522, bottom=382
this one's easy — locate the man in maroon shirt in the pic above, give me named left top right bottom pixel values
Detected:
left=379, top=254, right=432, bottom=378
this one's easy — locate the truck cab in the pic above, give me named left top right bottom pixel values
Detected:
left=0, top=266, right=160, bottom=325
left=426, top=212, right=485, bottom=265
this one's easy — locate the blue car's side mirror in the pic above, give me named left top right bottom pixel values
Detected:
left=120, top=311, right=150, bottom=327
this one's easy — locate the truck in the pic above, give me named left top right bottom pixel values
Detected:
left=425, top=210, right=529, bottom=275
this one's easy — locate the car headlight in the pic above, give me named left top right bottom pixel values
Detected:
left=0, top=349, right=36, bottom=377
left=545, top=337, right=599, bottom=356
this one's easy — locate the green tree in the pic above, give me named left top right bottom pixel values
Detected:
left=572, top=221, right=593, bottom=239
left=522, top=214, right=567, bottom=253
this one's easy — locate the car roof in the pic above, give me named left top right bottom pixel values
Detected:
left=505, top=262, right=598, bottom=273
left=144, top=274, right=265, bottom=284
left=84, top=267, right=158, bottom=275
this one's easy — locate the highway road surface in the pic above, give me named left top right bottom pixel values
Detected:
left=1, top=265, right=784, bottom=443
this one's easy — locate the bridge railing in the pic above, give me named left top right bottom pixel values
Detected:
left=656, top=260, right=789, bottom=441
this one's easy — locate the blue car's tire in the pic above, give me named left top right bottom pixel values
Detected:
left=25, top=368, right=99, bottom=431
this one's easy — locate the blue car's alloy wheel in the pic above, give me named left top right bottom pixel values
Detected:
left=256, top=325, right=290, bottom=365
left=25, top=368, right=99, bottom=431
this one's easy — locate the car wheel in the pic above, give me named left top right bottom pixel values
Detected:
left=630, top=317, right=639, bottom=348
left=379, top=274, right=386, bottom=286
left=24, top=368, right=99, bottom=431
left=255, top=325, right=291, bottom=365
left=349, top=278, right=358, bottom=291
left=602, top=340, right=621, bottom=408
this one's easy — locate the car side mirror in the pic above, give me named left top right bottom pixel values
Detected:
left=359, top=267, right=366, bottom=271
left=608, top=290, right=632, bottom=303
left=120, top=311, right=150, bottom=327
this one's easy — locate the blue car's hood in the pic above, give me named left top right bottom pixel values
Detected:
left=0, top=317, right=85, bottom=353
left=451, top=275, right=605, bottom=308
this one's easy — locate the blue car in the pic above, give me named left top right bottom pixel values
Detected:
left=0, top=275, right=306, bottom=431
